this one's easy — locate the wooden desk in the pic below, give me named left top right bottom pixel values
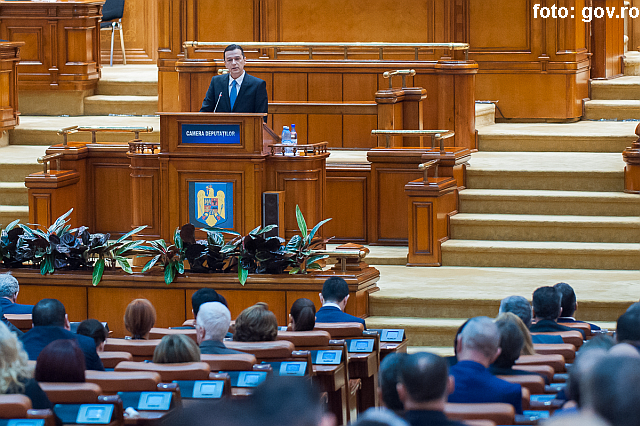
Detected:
left=0, top=41, right=22, bottom=133
left=0, top=1, right=102, bottom=115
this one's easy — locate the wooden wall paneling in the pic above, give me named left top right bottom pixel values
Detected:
left=402, top=87, right=427, bottom=147
left=308, top=115, right=342, bottom=147
left=25, top=171, right=81, bottom=229
left=0, top=42, right=22, bottom=131
left=325, top=168, right=370, bottom=243
left=343, top=115, right=378, bottom=149
left=89, top=154, right=133, bottom=237
left=272, top=73, right=308, bottom=101
left=18, top=284, right=88, bottom=322
left=272, top=113, right=308, bottom=144
left=88, top=287, right=186, bottom=338
left=130, top=153, right=162, bottom=240
left=159, top=70, right=180, bottom=112
left=100, top=0, right=158, bottom=64
left=590, top=0, right=624, bottom=78
left=218, top=289, right=287, bottom=325
left=343, top=74, right=378, bottom=102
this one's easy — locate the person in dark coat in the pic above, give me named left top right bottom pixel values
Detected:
left=0, top=272, right=33, bottom=314
left=200, top=44, right=268, bottom=122
left=196, top=302, right=242, bottom=355
left=315, top=277, right=366, bottom=327
left=20, top=299, right=104, bottom=371
left=530, top=286, right=586, bottom=339
left=554, top=282, right=601, bottom=331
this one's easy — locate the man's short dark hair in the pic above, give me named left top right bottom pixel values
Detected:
left=532, top=286, right=562, bottom=321
left=192, top=288, right=227, bottom=316
left=585, top=355, right=640, bottom=426
left=224, top=44, right=244, bottom=56
left=499, top=296, right=532, bottom=327
left=378, top=352, right=406, bottom=411
left=399, top=352, right=449, bottom=403
left=554, top=282, right=577, bottom=318
left=616, top=312, right=640, bottom=343
left=321, top=277, right=349, bottom=303
left=32, top=299, right=66, bottom=327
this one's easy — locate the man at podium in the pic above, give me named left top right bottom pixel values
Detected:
left=200, top=44, right=269, bottom=122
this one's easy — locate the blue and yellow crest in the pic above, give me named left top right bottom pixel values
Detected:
left=188, top=182, right=233, bottom=228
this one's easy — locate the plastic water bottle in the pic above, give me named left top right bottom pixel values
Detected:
left=290, top=124, right=298, bottom=151
left=281, top=125, right=293, bottom=156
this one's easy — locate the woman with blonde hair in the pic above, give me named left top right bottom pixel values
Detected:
left=153, top=334, right=201, bottom=364
left=233, top=302, right=278, bottom=342
left=0, top=322, right=53, bottom=409
left=496, top=312, right=536, bottom=356
left=124, top=298, right=156, bottom=340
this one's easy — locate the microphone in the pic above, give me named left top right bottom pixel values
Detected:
left=213, top=92, right=223, bottom=113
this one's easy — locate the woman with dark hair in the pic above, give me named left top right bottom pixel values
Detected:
left=76, top=319, right=108, bottom=352
left=153, top=334, right=201, bottom=364
left=124, top=299, right=156, bottom=340
left=233, top=302, right=278, bottom=342
left=289, top=298, right=316, bottom=331
left=35, top=339, right=86, bottom=383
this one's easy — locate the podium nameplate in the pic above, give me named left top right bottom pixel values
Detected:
left=182, top=123, right=241, bottom=145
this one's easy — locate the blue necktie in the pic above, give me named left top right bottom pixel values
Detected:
left=230, top=80, right=237, bottom=110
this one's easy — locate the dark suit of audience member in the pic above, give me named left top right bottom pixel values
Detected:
left=530, top=286, right=586, bottom=339
left=397, top=352, right=465, bottom=426
left=196, top=301, right=242, bottom=355
left=20, top=299, right=104, bottom=371
left=447, top=317, right=523, bottom=414
left=554, top=282, right=601, bottom=331
left=0, top=273, right=33, bottom=314
left=531, top=333, right=564, bottom=344
left=199, top=44, right=268, bottom=122
left=1, top=306, right=23, bottom=336
left=316, top=276, right=366, bottom=327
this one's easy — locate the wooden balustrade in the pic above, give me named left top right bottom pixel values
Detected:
left=0, top=41, right=22, bottom=135
left=623, top=123, right=640, bottom=193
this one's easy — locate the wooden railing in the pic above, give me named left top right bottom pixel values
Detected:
left=58, top=126, right=154, bottom=146
left=37, top=152, right=64, bottom=174
left=382, top=69, right=416, bottom=88
left=183, top=41, right=470, bottom=61
left=370, top=129, right=455, bottom=150
left=268, top=141, right=328, bottom=157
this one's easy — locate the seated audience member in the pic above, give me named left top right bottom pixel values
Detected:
left=289, top=298, right=316, bottom=332
left=447, top=317, right=523, bottom=414
left=615, top=312, right=640, bottom=347
left=233, top=302, right=278, bottom=342
left=500, top=294, right=563, bottom=345
left=353, top=410, right=409, bottom=426
left=20, top=299, right=103, bottom=371
left=490, top=314, right=547, bottom=382
left=529, top=286, right=586, bottom=338
left=124, top=298, right=156, bottom=340
left=582, top=355, right=640, bottom=426
left=195, top=302, right=242, bottom=355
left=153, top=334, right=201, bottom=364
left=35, top=339, right=85, bottom=383
left=625, top=301, right=640, bottom=314
left=0, top=273, right=33, bottom=314
left=0, top=322, right=54, bottom=410
left=192, top=287, right=228, bottom=316
left=76, top=319, right=108, bottom=352
left=397, top=352, right=465, bottom=426
left=378, top=352, right=407, bottom=412
left=608, top=343, right=640, bottom=358
left=554, top=282, right=601, bottom=331
left=316, top=277, right=365, bottom=327
left=1, top=304, right=23, bottom=336
left=498, top=312, right=536, bottom=356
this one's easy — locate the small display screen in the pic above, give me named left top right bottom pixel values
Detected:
left=348, top=339, right=374, bottom=353
left=380, top=329, right=404, bottom=342
left=7, top=421, right=45, bottom=426
left=237, top=371, right=268, bottom=387
left=314, top=350, right=342, bottom=365
left=278, top=362, right=307, bottom=376
left=76, top=404, right=114, bottom=424
left=193, top=381, right=224, bottom=398
left=137, top=392, right=172, bottom=411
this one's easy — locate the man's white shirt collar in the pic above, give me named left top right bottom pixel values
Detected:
left=323, top=302, right=342, bottom=311
left=229, top=71, right=245, bottom=89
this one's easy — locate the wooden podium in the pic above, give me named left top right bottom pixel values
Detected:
left=142, top=113, right=268, bottom=240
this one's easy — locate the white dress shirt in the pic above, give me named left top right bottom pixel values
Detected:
left=228, top=71, right=245, bottom=96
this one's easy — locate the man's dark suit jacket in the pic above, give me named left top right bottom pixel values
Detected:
left=199, top=339, right=243, bottom=355
left=489, top=365, right=550, bottom=384
left=448, top=360, right=523, bottom=414
left=531, top=334, right=564, bottom=344
left=199, top=73, right=268, bottom=122
left=20, top=326, right=104, bottom=371
left=315, top=306, right=366, bottom=328
left=558, top=317, right=601, bottom=331
left=1, top=305, right=23, bottom=336
left=404, top=410, right=466, bottom=426
left=530, top=319, right=586, bottom=339
left=0, top=297, right=33, bottom=314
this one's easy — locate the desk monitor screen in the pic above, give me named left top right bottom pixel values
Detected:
left=279, top=362, right=307, bottom=377
left=193, top=381, right=224, bottom=399
left=278, top=326, right=288, bottom=331
left=237, top=371, right=268, bottom=388
left=76, top=404, right=114, bottom=424
left=314, top=350, right=342, bottom=365
left=137, top=392, right=172, bottom=411
left=348, top=339, right=374, bottom=353
left=381, top=329, right=404, bottom=342
left=7, top=421, right=45, bottom=426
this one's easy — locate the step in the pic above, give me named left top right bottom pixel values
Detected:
left=450, top=214, right=640, bottom=243
left=0, top=182, right=27, bottom=205
left=459, top=189, right=640, bottom=216
left=407, top=346, right=455, bottom=356
left=0, top=145, right=46, bottom=181
left=96, top=81, right=158, bottom=97
left=591, top=76, right=640, bottom=100
left=475, top=103, right=496, bottom=128
left=97, top=65, right=158, bottom=96
left=584, top=100, right=640, bottom=120
left=366, top=316, right=466, bottom=346
left=371, top=265, right=640, bottom=321
left=327, top=244, right=407, bottom=265
left=467, top=152, right=625, bottom=192
left=10, top=116, right=160, bottom=146
left=0, top=205, right=28, bottom=225
left=83, top=95, right=158, bottom=116
left=441, top=240, right=640, bottom=270
left=477, top=121, right=637, bottom=152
